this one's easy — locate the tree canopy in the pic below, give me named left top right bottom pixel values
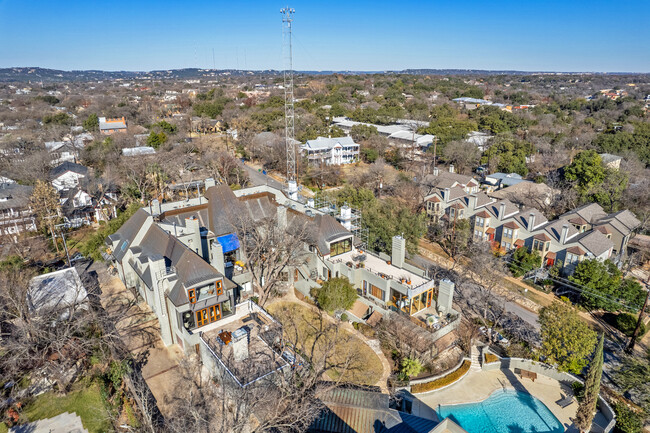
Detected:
left=509, top=247, right=542, bottom=277
left=569, top=259, right=644, bottom=312
left=538, top=302, right=597, bottom=373
left=311, top=277, right=358, bottom=312
left=565, top=150, right=606, bottom=193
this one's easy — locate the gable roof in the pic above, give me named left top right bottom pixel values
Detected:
left=576, top=230, right=613, bottom=257
left=0, top=183, right=33, bottom=211
left=513, top=208, right=548, bottom=231
left=561, top=203, right=607, bottom=224
left=107, top=208, right=150, bottom=261
left=303, top=136, right=357, bottom=151
left=50, top=161, right=88, bottom=179
left=543, top=219, right=579, bottom=243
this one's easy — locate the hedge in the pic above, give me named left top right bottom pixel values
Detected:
left=484, top=353, right=499, bottom=364
left=411, top=360, right=471, bottom=394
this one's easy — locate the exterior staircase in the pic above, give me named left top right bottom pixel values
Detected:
left=10, top=412, right=88, bottom=433
left=470, top=345, right=482, bottom=371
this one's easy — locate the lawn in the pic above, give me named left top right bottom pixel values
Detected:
left=16, top=382, right=111, bottom=433
left=267, top=301, right=383, bottom=386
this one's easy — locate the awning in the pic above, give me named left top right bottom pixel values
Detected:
left=514, top=239, right=525, bottom=248
left=545, top=251, right=557, bottom=259
left=216, top=233, right=240, bottom=253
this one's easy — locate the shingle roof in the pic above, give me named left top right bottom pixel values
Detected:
left=562, top=203, right=607, bottom=224
left=513, top=208, right=548, bottom=231
left=0, top=183, right=32, bottom=211
left=423, top=170, right=476, bottom=189
left=543, top=219, right=579, bottom=243
left=475, top=210, right=491, bottom=218
left=107, top=208, right=150, bottom=261
left=503, top=221, right=520, bottom=229
left=577, top=230, right=613, bottom=257
left=50, top=161, right=88, bottom=179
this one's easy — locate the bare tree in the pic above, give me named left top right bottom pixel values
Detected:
left=233, top=210, right=314, bottom=306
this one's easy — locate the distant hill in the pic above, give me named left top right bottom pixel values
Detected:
left=0, top=67, right=645, bottom=83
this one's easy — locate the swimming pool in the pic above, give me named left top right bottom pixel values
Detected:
left=436, top=389, right=564, bottom=433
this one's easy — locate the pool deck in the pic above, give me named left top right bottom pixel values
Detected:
left=413, top=368, right=609, bottom=432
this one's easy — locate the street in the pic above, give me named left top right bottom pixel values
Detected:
left=239, top=161, right=285, bottom=190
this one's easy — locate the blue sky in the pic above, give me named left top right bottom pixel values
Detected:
left=0, top=0, right=648, bottom=72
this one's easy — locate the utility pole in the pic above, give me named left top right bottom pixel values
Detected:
left=625, top=282, right=649, bottom=353
left=54, top=222, right=71, bottom=268
left=281, top=6, right=297, bottom=200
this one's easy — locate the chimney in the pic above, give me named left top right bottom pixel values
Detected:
left=528, top=212, right=536, bottom=230
left=210, top=240, right=225, bottom=274
left=444, top=188, right=450, bottom=203
left=185, top=216, right=202, bottom=257
left=499, top=202, right=506, bottom=220
left=277, top=206, right=287, bottom=229
left=231, top=326, right=250, bottom=362
left=391, top=235, right=406, bottom=268
left=150, top=199, right=161, bottom=216
left=469, top=195, right=477, bottom=210
left=449, top=164, right=455, bottom=173
left=340, top=205, right=352, bottom=230
left=560, top=224, right=569, bottom=244
left=204, top=177, right=216, bottom=189
left=437, top=279, right=455, bottom=314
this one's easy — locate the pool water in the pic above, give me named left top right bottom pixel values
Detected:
left=436, top=389, right=564, bottom=433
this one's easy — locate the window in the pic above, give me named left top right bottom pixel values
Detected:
left=195, top=305, right=221, bottom=328
left=188, top=288, right=196, bottom=304
left=369, top=283, right=385, bottom=301
left=533, top=240, right=544, bottom=252
left=196, top=309, right=208, bottom=327
left=567, top=253, right=580, bottom=264
left=216, top=280, right=223, bottom=296
left=476, top=217, right=484, bottom=227
left=330, top=238, right=352, bottom=257
left=504, top=228, right=513, bottom=238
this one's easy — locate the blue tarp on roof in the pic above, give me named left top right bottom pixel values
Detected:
left=216, top=233, right=240, bottom=253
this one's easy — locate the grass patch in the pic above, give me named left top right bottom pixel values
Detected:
left=0, top=422, right=8, bottom=433
left=411, top=360, right=471, bottom=394
left=267, top=301, right=383, bottom=386
left=21, top=382, right=111, bottom=433
left=484, top=353, right=499, bottom=364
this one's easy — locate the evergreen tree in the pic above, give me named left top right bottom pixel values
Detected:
left=576, top=333, right=604, bottom=432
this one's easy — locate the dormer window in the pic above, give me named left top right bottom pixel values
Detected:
left=188, top=288, right=196, bottom=304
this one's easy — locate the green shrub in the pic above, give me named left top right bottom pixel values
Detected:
left=615, top=313, right=646, bottom=337
left=411, top=360, right=471, bottom=394
left=340, top=313, right=348, bottom=322
left=613, top=403, right=642, bottom=433
left=571, top=381, right=585, bottom=401
left=399, top=357, right=423, bottom=381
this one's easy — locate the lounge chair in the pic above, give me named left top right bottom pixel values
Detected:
left=556, top=394, right=574, bottom=408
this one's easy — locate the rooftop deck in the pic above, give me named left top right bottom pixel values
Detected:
left=331, top=248, right=427, bottom=288
left=200, top=301, right=289, bottom=387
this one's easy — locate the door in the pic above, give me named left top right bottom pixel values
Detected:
left=427, top=289, right=433, bottom=308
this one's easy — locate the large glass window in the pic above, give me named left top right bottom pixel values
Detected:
left=329, top=237, right=352, bottom=257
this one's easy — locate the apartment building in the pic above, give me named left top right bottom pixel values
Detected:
left=301, top=136, right=360, bottom=166
left=423, top=167, right=640, bottom=274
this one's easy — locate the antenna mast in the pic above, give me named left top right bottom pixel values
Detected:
left=281, top=6, right=298, bottom=200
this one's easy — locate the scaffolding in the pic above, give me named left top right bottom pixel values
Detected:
left=310, top=196, right=369, bottom=249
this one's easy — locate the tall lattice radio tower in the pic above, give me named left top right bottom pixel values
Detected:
left=281, top=6, right=298, bottom=200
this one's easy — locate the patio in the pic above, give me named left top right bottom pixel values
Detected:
left=333, top=248, right=427, bottom=287
left=201, top=304, right=288, bottom=387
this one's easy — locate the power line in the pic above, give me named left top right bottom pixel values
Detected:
left=503, top=254, right=644, bottom=312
